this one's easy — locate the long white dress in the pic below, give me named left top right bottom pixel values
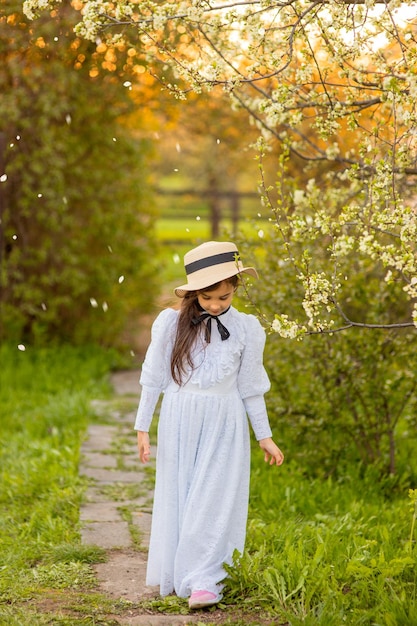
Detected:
left=134, top=305, right=272, bottom=599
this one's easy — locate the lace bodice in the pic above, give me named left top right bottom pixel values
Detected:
left=135, top=306, right=273, bottom=440
left=139, top=306, right=270, bottom=395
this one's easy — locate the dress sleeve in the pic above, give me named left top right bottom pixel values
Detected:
left=238, top=314, right=273, bottom=440
left=133, top=308, right=177, bottom=432
left=243, top=395, right=273, bottom=441
left=134, top=386, right=161, bottom=432
left=237, top=314, right=271, bottom=399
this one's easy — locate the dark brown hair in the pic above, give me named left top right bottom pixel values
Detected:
left=171, top=276, right=238, bottom=385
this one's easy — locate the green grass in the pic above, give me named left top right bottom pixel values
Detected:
left=1, top=344, right=416, bottom=625
left=155, top=216, right=265, bottom=244
left=156, top=217, right=211, bottom=241
left=0, top=345, right=113, bottom=607
left=147, top=460, right=417, bottom=624
left=220, top=460, right=417, bottom=625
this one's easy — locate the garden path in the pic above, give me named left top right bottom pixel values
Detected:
left=79, top=369, right=202, bottom=626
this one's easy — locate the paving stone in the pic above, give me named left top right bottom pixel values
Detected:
left=121, top=456, right=141, bottom=469
left=80, top=521, right=131, bottom=549
left=131, top=511, right=153, bottom=548
left=81, top=425, right=118, bottom=452
left=81, top=467, right=141, bottom=483
left=93, top=551, right=151, bottom=600
left=80, top=501, right=123, bottom=523
left=80, top=371, right=177, bottom=613
left=82, top=486, right=110, bottom=503
left=111, top=370, right=141, bottom=396
left=81, top=451, right=118, bottom=469
left=117, top=411, right=137, bottom=424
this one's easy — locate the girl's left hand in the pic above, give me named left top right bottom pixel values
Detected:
left=259, top=438, right=285, bottom=466
left=137, top=431, right=151, bottom=464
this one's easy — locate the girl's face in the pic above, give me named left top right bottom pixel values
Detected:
left=197, top=281, right=236, bottom=316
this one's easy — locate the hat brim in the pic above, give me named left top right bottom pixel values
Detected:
left=174, top=266, right=258, bottom=298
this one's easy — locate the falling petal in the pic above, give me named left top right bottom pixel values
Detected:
left=186, top=228, right=190, bottom=232
left=113, top=137, right=117, bottom=142
left=173, top=253, right=180, bottom=264
left=108, top=245, right=113, bottom=253
left=176, top=143, right=181, bottom=153
left=196, top=216, right=201, bottom=221
left=118, top=275, right=125, bottom=284
left=9, top=143, right=14, bottom=148
left=174, top=168, right=179, bottom=172
left=0, top=174, right=7, bottom=183
left=16, top=135, right=21, bottom=140
left=54, top=36, right=59, bottom=41
left=258, top=229, right=264, bottom=238
left=38, top=193, right=43, bottom=198
left=102, top=302, right=108, bottom=312
left=130, top=350, right=135, bottom=357
left=41, top=302, right=47, bottom=311
left=216, top=139, right=221, bottom=144
left=90, top=297, right=98, bottom=307
left=12, top=234, right=17, bottom=240
left=123, top=81, right=132, bottom=87
left=66, top=114, right=71, bottom=124
left=18, top=344, right=26, bottom=351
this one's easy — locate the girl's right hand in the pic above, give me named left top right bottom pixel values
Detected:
left=137, top=431, right=151, bottom=464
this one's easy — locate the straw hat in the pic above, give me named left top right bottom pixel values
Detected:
left=174, top=241, right=258, bottom=297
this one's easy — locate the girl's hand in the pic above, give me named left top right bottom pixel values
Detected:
left=137, top=431, right=151, bottom=464
left=259, top=438, right=284, bottom=466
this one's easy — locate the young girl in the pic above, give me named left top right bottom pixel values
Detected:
left=134, top=241, right=284, bottom=609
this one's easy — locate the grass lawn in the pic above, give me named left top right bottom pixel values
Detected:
left=155, top=216, right=261, bottom=243
left=0, top=345, right=416, bottom=625
left=156, top=217, right=211, bottom=242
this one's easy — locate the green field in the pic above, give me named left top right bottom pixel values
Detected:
left=155, top=217, right=264, bottom=243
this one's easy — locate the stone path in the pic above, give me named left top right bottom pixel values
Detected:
left=79, top=370, right=199, bottom=626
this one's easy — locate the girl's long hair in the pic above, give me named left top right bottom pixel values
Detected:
left=171, top=276, right=238, bottom=385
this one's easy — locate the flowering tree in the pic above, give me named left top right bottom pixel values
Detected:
left=20, top=0, right=417, bottom=472
left=22, top=0, right=417, bottom=337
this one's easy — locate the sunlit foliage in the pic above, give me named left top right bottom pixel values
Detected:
left=0, top=0, right=158, bottom=345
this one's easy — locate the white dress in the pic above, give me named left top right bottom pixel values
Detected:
left=134, top=305, right=272, bottom=599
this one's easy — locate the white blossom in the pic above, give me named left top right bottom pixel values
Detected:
left=293, top=190, right=305, bottom=207
left=271, top=315, right=304, bottom=339
left=23, top=0, right=61, bottom=20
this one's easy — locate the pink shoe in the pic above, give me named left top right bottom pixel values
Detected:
left=188, top=590, right=218, bottom=609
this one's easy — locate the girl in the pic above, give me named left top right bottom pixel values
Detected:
left=135, top=241, right=284, bottom=609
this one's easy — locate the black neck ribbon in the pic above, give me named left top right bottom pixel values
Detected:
left=191, top=305, right=231, bottom=343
